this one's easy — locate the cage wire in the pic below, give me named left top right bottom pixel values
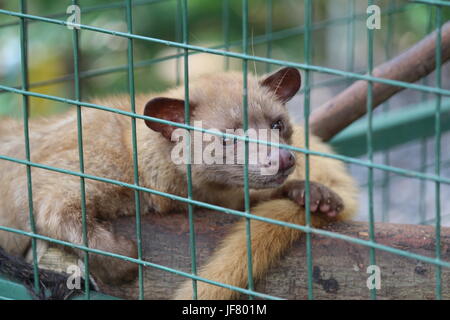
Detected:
left=0, top=0, right=449, bottom=300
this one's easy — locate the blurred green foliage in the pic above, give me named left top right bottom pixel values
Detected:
left=0, top=0, right=448, bottom=118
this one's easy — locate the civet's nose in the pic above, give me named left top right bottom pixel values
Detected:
left=278, top=149, right=296, bottom=172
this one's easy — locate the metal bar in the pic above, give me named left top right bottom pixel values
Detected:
left=433, top=4, right=443, bottom=300
left=71, top=0, right=91, bottom=300
left=0, top=0, right=410, bottom=31
left=2, top=9, right=449, bottom=97
left=0, top=0, right=448, bottom=301
left=410, top=0, right=450, bottom=6
left=175, top=0, right=182, bottom=86
left=0, top=276, right=118, bottom=300
left=242, top=0, right=254, bottom=299
left=2, top=83, right=450, bottom=186
left=303, top=0, right=313, bottom=301
left=359, top=156, right=450, bottom=194
left=346, top=0, right=356, bottom=75
left=18, top=0, right=39, bottom=296
left=265, top=0, right=273, bottom=72
left=367, top=0, right=377, bottom=300
left=380, top=0, right=396, bottom=223
left=419, top=5, right=435, bottom=225
left=0, top=3, right=410, bottom=96
left=125, top=0, right=144, bottom=300
left=0, top=0, right=168, bottom=29
left=0, top=224, right=281, bottom=300
left=2, top=207, right=450, bottom=272
left=222, top=0, right=230, bottom=70
left=181, top=0, right=198, bottom=300
left=331, top=98, right=450, bottom=157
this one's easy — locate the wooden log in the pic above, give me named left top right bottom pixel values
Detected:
left=310, top=21, right=450, bottom=142
left=84, top=210, right=450, bottom=300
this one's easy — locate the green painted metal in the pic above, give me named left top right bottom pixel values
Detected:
left=331, top=98, right=450, bottom=157
left=380, top=0, right=396, bottom=224
left=0, top=276, right=32, bottom=300
left=1, top=83, right=450, bottom=187
left=412, top=0, right=450, bottom=6
left=242, top=0, right=255, bottom=299
left=125, top=0, right=145, bottom=300
left=222, top=0, right=230, bottom=71
left=19, top=0, right=40, bottom=296
left=0, top=276, right=119, bottom=300
left=419, top=5, right=435, bottom=226
left=366, top=0, right=377, bottom=300
left=433, top=5, right=443, bottom=300
left=181, top=0, right=198, bottom=300
left=71, top=0, right=91, bottom=300
left=0, top=3, right=409, bottom=96
left=303, top=0, right=314, bottom=301
left=1, top=9, right=449, bottom=98
left=0, top=0, right=167, bottom=29
left=265, top=0, right=273, bottom=73
left=0, top=0, right=448, bottom=301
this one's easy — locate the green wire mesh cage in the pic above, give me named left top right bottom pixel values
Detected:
left=0, top=0, right=449, bottom=300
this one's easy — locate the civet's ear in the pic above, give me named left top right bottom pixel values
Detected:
left=144, top=97, right=190, bottom=140
left=260, top=67, right=301, bottom=104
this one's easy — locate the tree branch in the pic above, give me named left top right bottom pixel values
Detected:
left=310, top=21, right=450, bottom=142
left=76, top=211, right=450, bottom=300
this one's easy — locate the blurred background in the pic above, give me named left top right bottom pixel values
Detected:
left=0, top=0, right=449, bottom=226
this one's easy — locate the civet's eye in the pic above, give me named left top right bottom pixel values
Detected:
left=222, top=136, right=237, bottom=146
left=271, top=119, right=284, bottom=131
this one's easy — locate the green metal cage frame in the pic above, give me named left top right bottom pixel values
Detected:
left=0, top=0, right=449, bottom=300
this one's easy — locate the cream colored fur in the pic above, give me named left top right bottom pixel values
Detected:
left=0, top=70, right=357, bottom=296
left=174, top=129, right=358, bottom=299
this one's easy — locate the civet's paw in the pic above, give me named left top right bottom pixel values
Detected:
left=282, top=180, right=344, bottom=218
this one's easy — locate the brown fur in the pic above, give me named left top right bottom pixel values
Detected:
left=0, top=68, right=357, bottom=296
left=173, top=131, right=358, bottom=299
